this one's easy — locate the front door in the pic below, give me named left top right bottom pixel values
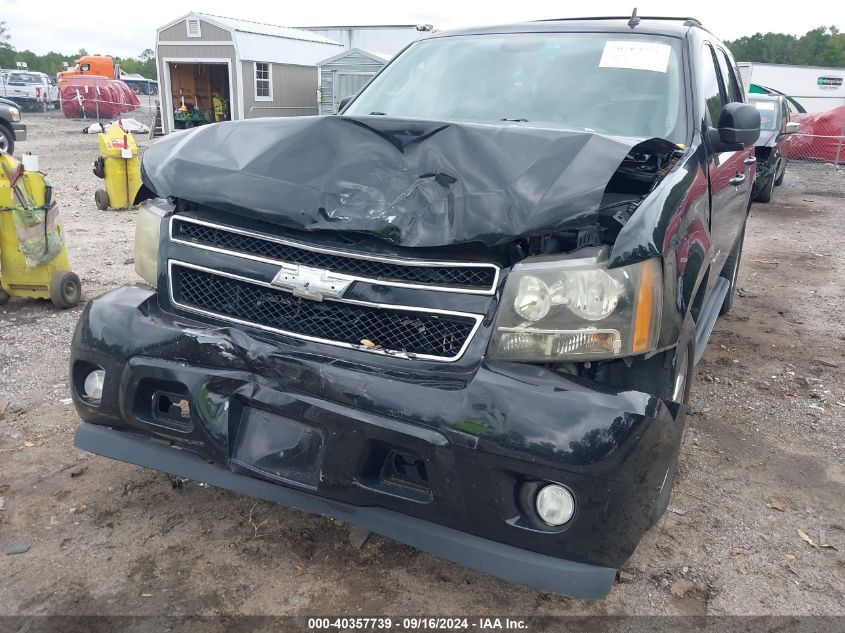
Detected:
left=701, top=44, right=754, bottom=275
left=334, top=73, right=374, bottom=112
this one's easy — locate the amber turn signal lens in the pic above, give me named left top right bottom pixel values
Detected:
left=632, top=259, right=659, bottom=353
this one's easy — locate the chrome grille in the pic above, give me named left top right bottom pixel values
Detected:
left=169, top=263, right=480, bottom=361
left=171, top=217, right=498, bottom=293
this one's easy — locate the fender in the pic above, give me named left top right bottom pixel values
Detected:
left=609, top=144, right=714, bottom=349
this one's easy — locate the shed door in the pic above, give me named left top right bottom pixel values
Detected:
left=335, top=73, right=374, bottom=111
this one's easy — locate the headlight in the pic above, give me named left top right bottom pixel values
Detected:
left=513, top=275, right=552, bottom=321
left=134, top=198, right=174, bottom=286
left=8, top=106, right=20, bottom=121
left=490, top=248, right=662, bottom=362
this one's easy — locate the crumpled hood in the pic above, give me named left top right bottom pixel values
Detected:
left=140, top=115, right=672, bottom=248
left=756, top=130, right=779, bottom=148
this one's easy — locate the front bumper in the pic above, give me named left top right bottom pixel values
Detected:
left=11, top=121, right=26, bottom=142
left=75, top=421, right=616, bottom=598
left=71, top=286, right=686, bottom=600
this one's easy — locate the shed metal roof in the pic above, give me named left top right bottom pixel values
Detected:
left=195, top=13, right=341, bottom=45
left=157, top=12, right=343, bottom=66
left=316, top=48, right=389, bottom=67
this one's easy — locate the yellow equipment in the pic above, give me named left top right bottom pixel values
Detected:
left=93, top=123, right=142, bottom=211
left=0, top=152, right=82, bottom=308
left=212, top=93, right=229, bottom=122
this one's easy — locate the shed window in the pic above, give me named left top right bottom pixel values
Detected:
left=254, top=62, right=272, bottom=100
left=186, top=18, right=201, bottom=38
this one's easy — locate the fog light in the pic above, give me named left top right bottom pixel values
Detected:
left=535, top=484, right=575, bottom=526
left=83, top=369, right=106, bottom=402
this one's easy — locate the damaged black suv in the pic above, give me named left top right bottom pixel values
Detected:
left=70, top=16, right=760, bottom=599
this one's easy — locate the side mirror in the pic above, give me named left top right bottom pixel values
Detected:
left=337, top=95, right=353, bottom=113
left=708, top=102, right=761, bottom=152
left=785, top=121, right=800, bottom=134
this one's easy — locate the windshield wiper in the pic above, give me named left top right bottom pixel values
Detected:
left=369, top=111, right=388, bottom=116
left=500, top=117, right=529, bottom=122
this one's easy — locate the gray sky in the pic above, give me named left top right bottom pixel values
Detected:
left=2, top=0, right=844, bottom=59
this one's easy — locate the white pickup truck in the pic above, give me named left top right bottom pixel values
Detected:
left=0, top=70, right=58, bottom=112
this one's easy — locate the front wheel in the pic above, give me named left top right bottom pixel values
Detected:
left=774, top=160, right=786, bottom=186
left=0, top=125, right=14, bottom=155
left=755, top=172, right=776, bottom=203
left=649, top=338, right=694, bottom=525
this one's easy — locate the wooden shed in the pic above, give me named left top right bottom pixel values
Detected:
left=155, top=12, right=342, bottom=134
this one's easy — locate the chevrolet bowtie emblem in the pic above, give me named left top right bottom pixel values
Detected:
left=270, top=264, right=353, bottom=301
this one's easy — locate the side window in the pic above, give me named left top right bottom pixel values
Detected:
left=254, top=62, right=272, bottom=100
left=701, top=44, right=726, bottom=126
left=717, top=49, right=743, bottom=103
left=781, top=99, right=789, bottom=130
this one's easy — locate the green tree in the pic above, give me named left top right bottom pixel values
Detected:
left=0, top=20, right=12, bottom=67
left=726, top=26, right=845, bottom=67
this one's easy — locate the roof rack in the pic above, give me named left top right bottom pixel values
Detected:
left=536, top=16, right=703, bottom=28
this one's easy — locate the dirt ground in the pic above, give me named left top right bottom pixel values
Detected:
left=1, top=113, right=843, bottom=617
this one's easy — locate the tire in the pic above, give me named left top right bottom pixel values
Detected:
left=649, top=338, right=694, bottom=525
left=755, top=172, right=775, bottom=203
left=0, top=125, right=14, bottom=155
left=49, top=272, right=82, bottom=309
left=94, top=189, right=109, bottom=210
left=0, top=289, right=10, bottom=305
left=774, top=160, right=786, bottom=186
left=38, top=101, right=47, bottom=113
left=719, top=224, right=745, bottom=315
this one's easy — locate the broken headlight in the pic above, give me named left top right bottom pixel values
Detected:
left=134, top=198, right=174, bottom=286
left=490, top=248, right=662, bottom=362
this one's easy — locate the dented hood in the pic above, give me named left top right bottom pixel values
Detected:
left=140, top=116, right=673, bottom=248
left=755, top=129, right=780, bottom=148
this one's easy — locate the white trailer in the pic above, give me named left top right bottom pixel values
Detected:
left=738, top=62, right=845, bottom=113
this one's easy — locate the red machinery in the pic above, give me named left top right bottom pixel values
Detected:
left=59, top=76, right=140, bottom=119
left=788, top=106, right=845, bottom=164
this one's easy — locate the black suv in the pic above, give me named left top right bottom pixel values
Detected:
left=70, top=16, right=759, bottom=599
left=0, top=97, right=26, bottom=155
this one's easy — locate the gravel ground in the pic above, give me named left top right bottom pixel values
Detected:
left=1, top=113, right=843, bottom=617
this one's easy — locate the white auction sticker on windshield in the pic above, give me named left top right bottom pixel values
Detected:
left=599, top=41, right=671, bottom=73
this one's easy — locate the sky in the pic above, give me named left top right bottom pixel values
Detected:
left=2, top=0, right=844, bottom=59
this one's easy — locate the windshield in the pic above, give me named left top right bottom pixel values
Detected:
left=751, top=100, right=779, bottom=131
left=345, top=32, right=686, bottom=143
left=8, top=73, right=42, bottom=84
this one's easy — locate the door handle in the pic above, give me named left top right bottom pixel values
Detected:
left=729, top=173, right=746, bottom=186
left=744, top=156, right=757, bottom=165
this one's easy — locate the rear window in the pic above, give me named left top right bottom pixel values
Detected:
left=8, top=73, right=42, bottom=84
left=345, top=32, right=687, bottom=143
